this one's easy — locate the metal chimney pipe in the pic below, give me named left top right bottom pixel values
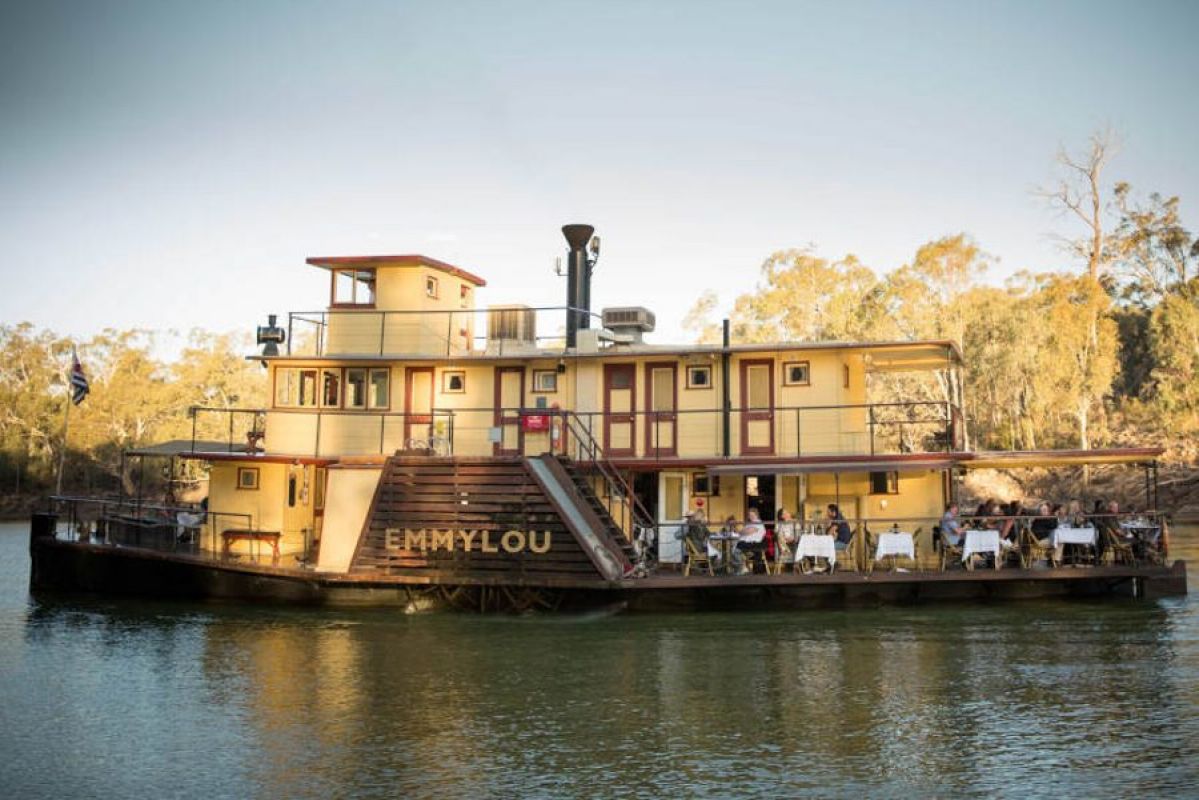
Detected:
left=562, top=224, right=594, bottom=349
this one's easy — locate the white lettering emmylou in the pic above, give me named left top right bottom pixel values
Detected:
left=383, top=528, right=552, bottom=554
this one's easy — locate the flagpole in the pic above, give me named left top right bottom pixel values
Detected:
left=55, top=363, right=72, bottom=497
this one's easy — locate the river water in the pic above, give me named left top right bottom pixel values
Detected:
left=1, top=522, right=1196, bottom=799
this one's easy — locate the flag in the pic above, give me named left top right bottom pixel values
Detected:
left=70, top=347, right=89, bottom=406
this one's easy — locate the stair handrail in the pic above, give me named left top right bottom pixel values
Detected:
left=551, top=409, right=656, bottom=537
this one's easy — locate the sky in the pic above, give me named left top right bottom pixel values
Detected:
left=2, top=0, right=1197, bottom=349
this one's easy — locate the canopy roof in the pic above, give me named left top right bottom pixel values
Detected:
left=961, top=448, right=1164, bottom=470
left=125, top=440, right=240, bottom=458
left=305, top=254, right=487, bottom=287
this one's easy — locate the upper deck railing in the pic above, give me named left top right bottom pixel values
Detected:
left=188, top=400, right=961, bottom=460
left=285, top=306, right=603, bottom=358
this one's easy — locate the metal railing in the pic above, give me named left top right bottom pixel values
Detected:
left=285, top=306, right=604, bottom=358
left=44, top=495, right=303, bottom=565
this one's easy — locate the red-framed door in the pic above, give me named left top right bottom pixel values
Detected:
left=493, top=366, right=525, bottom=455
left=603, top=363, right=637, bottom=457
left=404, top=367, right=434, bottom=445
left=644, top=361, right=677, bottom=457
left=740, top=359, right=774, bottom=455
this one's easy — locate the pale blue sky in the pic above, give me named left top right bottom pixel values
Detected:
left=2, top=0, right=1196, bottom=345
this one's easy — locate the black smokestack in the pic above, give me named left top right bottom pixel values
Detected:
left=562, top=224, right=594, bottom=348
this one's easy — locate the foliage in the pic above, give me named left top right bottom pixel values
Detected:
left=0, top=326, right=266, bottom=498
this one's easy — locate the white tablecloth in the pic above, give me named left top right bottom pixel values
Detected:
left=796, top=534, right=837, bottom=566
left=962, top=529, right=1000, bottom=562
left=874, top=532, right=915, bottom=561
left=1051, top=526, right=1097, bottom=548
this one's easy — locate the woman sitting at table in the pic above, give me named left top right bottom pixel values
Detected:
left=826, top=504, right=853, bottom=552
left=735, top=509, right=767, bottom=574
left=997, top=500, right=1021, bottom=544
left=775, top=509, right=797, bottom=566
left=1031, top=502, right=1057, bottom=543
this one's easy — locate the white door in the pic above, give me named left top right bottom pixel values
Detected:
left=656, top=473, right=689, bottom=564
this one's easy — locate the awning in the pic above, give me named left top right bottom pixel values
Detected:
left=706, top=455, right=959, bottom=475
left=961, top=448, right=1164, bottom=470
left=125, top=439, right=248, bottom=457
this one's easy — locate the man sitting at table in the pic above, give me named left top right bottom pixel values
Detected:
left=826, top=504, right=853, bottom=552
left=684, top=510, right=721, bottom=567
left=940, top=503, right=963, bottom=548
left=735, top=509, right=767, bottom=573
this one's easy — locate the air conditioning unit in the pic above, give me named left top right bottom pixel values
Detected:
left=601, top=306, right=655, bottom=342
left=487, top=305, right=536, bottom=344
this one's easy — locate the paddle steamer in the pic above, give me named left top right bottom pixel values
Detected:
left=29, top=225, right=1187, bottom=610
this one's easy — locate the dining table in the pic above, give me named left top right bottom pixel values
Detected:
left=795, top=533, right=837, bottom=573
left=962, top=529, right=1001, bottom=569
left=874, top=531, right=915, bottom=567
left=707, top=533, right=740, bottom=575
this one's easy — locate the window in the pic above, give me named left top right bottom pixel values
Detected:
left=651, top=367, right=675, bottom=412
left=692, top=473, right=711, bottom=496
left=533, top=369, right=558, bottom=393
left=869, top=471, right=899, bottom=495
left=459, top=284, right=470, bottom=308
left=843, top=363, right=850, bottom=389
left=369, top=368, right=390, bottom=409
left=274, top=368, right=294, bottom=406
left=331, top=269, right=375, bottom=306
left=298, top=370, right=317, bottom=407
left=237, top=467, right=260, bottom=491
left=747, top=364, right=770, bottom=408
left=320, top=369, right=341, bottom=407
left=442, top=370, right=465, bottom=393
left=314, top=467, right=327, bottom=511
left=783, top=361, right=810, bottom=386
left=686, top=365, right=712, bottom=389
left=425, top=275, right=439, bottom=298
left=346, top=369, right=367, bottom=409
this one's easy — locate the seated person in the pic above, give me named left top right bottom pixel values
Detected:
left=997, top=500, right=1021, bottom=544
left=775, top=509, right=797, bottom=564
left=735, top=509, right=767, bottom=573
left=684, top=510, right=719, bottom=564
left=1031, top=502, right=1057, bottom=542
left=826, top=503, right=853, bottom=551
left=940, top=503, right=963, bottom=548
left=720, top=515, right=740, bottom=535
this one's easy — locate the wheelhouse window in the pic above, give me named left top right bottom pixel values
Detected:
left=686, top=365, right=712, bottom=389
left=346, top=368, right=367, bottom=409
left=442, top=370, right=465, bottom=393
left=425, top=275, right=439, bottom=298
left=783, top=361, right=810, bottom=386
left=331, top=269, right=375, bottom=307
left=869, top=471, right=899, bottom=495
left=459, top=283, right=470, bottom=308
left=532, top=369, right=558, bottom=393
left=276, top=368, right=319, bottom=407
left=369, top=368, right=390, bottom=409
left=321, top=369, right=340, bottom=407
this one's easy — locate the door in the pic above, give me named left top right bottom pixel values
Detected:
left=656, top=472, right=688, bottom=564
left=283, top=464, right=312, bottom=553
left=493, top=366, right=525, bottom=455
left=604, top=363, right=636, bottom=457
left=740, top=359, right=775, bottom=455
left=744, top=474, right=776, bottom=527
left=644, top=362, right=677, bottom=457
left=404, top=367, right=434, bottom=446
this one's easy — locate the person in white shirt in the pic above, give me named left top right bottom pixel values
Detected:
left=735, top=509, right=767, bottom=573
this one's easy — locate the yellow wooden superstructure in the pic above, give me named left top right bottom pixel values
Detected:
left=203, top=254, right=964, bottom=565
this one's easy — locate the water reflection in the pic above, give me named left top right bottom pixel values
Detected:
left=1, top=526, right=1197, bottom=798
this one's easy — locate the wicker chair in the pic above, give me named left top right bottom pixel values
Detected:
left=936, top=525, right=963, bottom=571
left=683, top=538, right=715, bottom=577
left=1101, top=528, right=1136, bottom=567
left=1021, top=524, right=1055, bottom=568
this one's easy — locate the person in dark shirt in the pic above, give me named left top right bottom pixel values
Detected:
left=826, top=503, right=853, bottom=551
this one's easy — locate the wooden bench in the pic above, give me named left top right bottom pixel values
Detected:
left=221, top=529, right=282, bottom=564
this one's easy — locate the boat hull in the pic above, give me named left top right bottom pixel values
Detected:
left=29, top=534, right=1188, bottom=612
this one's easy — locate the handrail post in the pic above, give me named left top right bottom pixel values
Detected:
left=869, top=404, right=875, bottom=455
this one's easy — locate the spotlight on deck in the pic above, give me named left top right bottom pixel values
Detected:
left=256, top=314, right=286, bottom=357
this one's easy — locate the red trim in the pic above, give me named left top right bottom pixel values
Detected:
left=403, top=367, right=434, bottom=443
left=739, top=358, right=775, bottom=455
left=493, top=366, right=525, bottom=455
left=306, top=254, right=487, bottom=287
left=603, top=363, right=637, bottom=457
left=643, top=361, right=677, bottom=457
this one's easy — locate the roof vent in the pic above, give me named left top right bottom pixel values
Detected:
left=486, top=305, right=536, bottom=345
left=601, top=307, right=655, bottom=343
